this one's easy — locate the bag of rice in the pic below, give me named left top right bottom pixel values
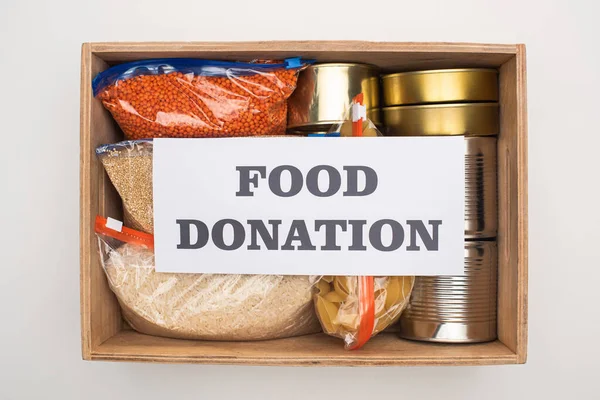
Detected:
left=95, top=216, right=320, bottom=341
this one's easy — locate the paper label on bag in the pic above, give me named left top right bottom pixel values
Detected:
left=153, top=137, right=465, bottom=276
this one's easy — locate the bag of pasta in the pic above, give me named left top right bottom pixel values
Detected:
left=314, top=276, right=414, bottom=349
left=92, top=58, right=310, bottom=139
left=328, top=93, right=382, bottom=137
left=313, top=94, right=413, bottom=349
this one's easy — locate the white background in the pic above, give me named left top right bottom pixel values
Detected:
left=1, top=0, right=598, bottom=399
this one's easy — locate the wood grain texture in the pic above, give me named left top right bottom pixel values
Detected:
left=80, top=43, right=92, bottom=360
left=514, top=44, right=529, bottom=363
left=80, top=44, right=124, bottom=360
left=89, top=41, right=518, bottom=53
left=93, top=331, right=517, bottom=366
left=88, top=41, right=517, bottom=71
left=497, top=46, right=528, bottom=363
left=80, top=41, right=528, bottom=365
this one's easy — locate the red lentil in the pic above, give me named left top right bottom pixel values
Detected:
left=97, top=68, right=300, bottom=139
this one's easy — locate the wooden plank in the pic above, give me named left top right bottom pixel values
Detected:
left=515, top=44, right=529, bottom=363
left=497, top=45, right=528, bottom=363
left=80, top=43, right=92, bottom=360
left=497, top=55, right=517, bottom=357
left=88, top=41, right=518, bottom=54
left=80, top=44, right=124, bottom=359
left=93, top=331, right=518, bottom=366
left=87, top=41, right=517, bottom=70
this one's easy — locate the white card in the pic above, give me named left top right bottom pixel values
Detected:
left=153, top=137, right=465, bottom=276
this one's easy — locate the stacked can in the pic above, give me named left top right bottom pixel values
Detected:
left=286, top=63, right=380, bottom=135
left=381, top=69, right=499, bottom=343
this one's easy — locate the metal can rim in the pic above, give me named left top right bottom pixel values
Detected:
left=381, top=68, right=498, bottom=80
left=308, top=62, right=380, bottom=70
left=382, top=102, right=498, bottom=111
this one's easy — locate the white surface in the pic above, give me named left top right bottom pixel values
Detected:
left=352, top=103, right=367, bottom=121
left=105, top=217, right=123, bottom=233
left=154, top=137, right=464, bottom=275
left=0, top=0, right=598, bottom=398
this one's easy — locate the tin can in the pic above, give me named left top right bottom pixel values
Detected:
left=287, top=63, right=379, bottom=130
left=382, top=68, right=498, bottom=106
left=287, top=109, right=381, bottom=134
left=287, top=109, right=382, bottom=136
left=398, top=241, right=497, bottom=343
left=367, top=108, right=382, bottom=126
left=465, top=137, right=497, bottom=239
left=382, top=103, right=498, bottom=136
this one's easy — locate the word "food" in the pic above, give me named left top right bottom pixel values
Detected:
left=236, top=165, right=378, bottom=197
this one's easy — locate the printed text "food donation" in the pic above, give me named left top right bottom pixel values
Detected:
left=176, top=165, right=442, bottom=252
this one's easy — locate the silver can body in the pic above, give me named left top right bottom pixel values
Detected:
left=465, top=137, right=497, bottom=238
left=399, top=241, right=498, bottom=343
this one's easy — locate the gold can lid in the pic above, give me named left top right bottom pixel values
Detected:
left=308, top=62, right=380, bottom=70
left=382, top=68, right=498, bottom=106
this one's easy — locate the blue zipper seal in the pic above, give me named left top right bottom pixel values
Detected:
left=95, top=139, right=153, bottom=156
left=307, top=132, right=341, bottom=137
left=92, top=57, right=314, bottom=96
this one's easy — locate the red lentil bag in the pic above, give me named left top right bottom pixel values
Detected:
left=92, top=58, right=309, bottom=139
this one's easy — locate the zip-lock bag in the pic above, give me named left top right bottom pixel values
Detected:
left=95, top=216, right=320, bottom=341
left=92, top=58, right=310, bottom=139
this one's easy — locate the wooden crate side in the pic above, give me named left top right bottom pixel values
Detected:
left=497, top=45, right=528, bottom=363
left=514, top=44, right=529, bottom=363
left=92, top=331, right=518, bottom=366
left=87, top=41, right=517, bottom=70
left=80, top=45, right=124, bottom=359
left=80, top=43, right=92, bottom=360
left=88, top=41, right=519, bottom=54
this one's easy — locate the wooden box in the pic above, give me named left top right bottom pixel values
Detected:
left=80, top=41, right=528, bottom=366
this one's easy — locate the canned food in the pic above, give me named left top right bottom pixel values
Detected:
left=465, top=137, right=497, bottom=238
left=367, top=108, right=381, bottom=125
left=382, top=103, right=498, bottom=136
left=287, top=63, right=379, bottom=129
left=398, top=241, right=497, bottom=343
left=287, top=109, right=382, bottom=136
left=288, top=109, right=382, bottom=134
left=382, top=68, right=498, bottom=106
